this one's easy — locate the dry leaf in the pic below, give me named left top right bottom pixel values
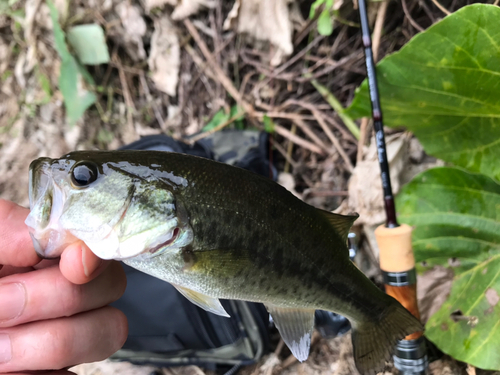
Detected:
left=115, top=2, right=147, bottom=61
left=224, top=0, right=300, bottom=66
left=417, top=266, right=454, bottom=324
left=345, top=133, right=408, bottom=226
left=172, top=0, right=216, bottom=20
left=144, top=0, right=215, bottom=19
left=148, top=15, right=180, bottom=96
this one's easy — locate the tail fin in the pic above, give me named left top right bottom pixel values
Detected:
left=351, top=302, right=423, bottom=375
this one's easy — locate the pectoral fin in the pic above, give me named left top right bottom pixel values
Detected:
left=173, top=285, right=230, bottom=317
left=265, top=304, right=315, bottom=362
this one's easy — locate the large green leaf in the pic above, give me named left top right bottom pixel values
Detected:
left=396, top=167, right=500, bottom=369
left=67, top=24, right=110, bottom=65
left=345, top=4, right=500, bottom=181
left=426, top=256, right=500, bottom=370
left=48, top=1, right=96, bottom=125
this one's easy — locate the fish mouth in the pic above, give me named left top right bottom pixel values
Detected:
left=25, top=158, right=75, bottom=259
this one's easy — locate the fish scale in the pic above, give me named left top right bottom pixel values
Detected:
left=25, top=150, right=423, bottom=375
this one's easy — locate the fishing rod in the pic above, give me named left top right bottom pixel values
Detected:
left=356, top=0, right=429, bottom=374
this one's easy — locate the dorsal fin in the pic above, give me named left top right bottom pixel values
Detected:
left=318, top=209, right=359, bottom=243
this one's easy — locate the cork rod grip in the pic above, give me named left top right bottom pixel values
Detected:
left=375, top=223, right=415, bottom=273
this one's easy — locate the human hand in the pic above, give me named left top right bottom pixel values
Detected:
left=0, top=199, right=128, bottom=374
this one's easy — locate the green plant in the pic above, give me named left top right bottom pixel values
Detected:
left=202, top=105, right=245, bottom=132
left=47, top=0, right=109, bottom=125
left=310, top=0, right=334, bottom=36
left=346, top=4, right=500, bottom=370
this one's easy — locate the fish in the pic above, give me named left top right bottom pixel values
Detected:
left=25, top=150, right=423, bottom=374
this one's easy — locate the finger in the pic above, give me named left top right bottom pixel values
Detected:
left=60, top=243, right=110, bottom=285
left=0, top=200, right=40, bottom=268
left=0, top=306, right=128, bottom=372
left=0, top=262, right=126, bottom=328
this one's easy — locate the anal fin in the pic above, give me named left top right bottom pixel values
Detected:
left=265, top=304, right=315, bottom=362
left=173, top=285, right=230, bottom=318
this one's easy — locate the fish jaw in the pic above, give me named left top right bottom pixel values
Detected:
left=25, top=159, right=78, bottom=258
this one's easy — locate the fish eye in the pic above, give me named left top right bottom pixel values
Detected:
left=71, top=162, right=99, bottom=187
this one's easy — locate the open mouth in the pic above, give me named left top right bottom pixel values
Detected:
left=25, top=159, right=74, bottom=259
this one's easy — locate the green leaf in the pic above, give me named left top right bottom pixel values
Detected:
left=317, top=9, right=333, bottom=36
left=203, top=109, right=230, bottom=132
left=345, top=4, right=500, bottom=181
left=309, top=0, right=324, bottom=19
left=263, top=115, right=275, bottom=133
left=396, top=167, right=500, bottom=369
left=47, top=1, right=96, bottom=125
left=67, top=24, right=110, bottom=65
left=47, top=1, right=71, bottom=60
left=59, top=58, right=96, bottom=124
left=425, top=256, right=500, bottom=371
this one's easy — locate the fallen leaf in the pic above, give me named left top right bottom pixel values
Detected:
left=148, top=14, right=180, bottom=96
left=172, top=0, right=216, bottom=20
left=144, top=0, right=215, bottom=19
left=345, top=133, right=408, bottom=226
left=67, top=24, right=110, bottom=65
left=224, top=0, right=301, bottom=66
left=417, top=266, right=454, bottom=323
left=115, top=2, right=147, bottom=61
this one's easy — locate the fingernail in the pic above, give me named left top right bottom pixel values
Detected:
left=0, top=334, right=12, bottom=363
left=0, top=283, right=26, bottom=321
left=82, top=245, right=103, bottom=277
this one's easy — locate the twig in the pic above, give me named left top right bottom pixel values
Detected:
left=401, top=0, right=425, bottom=33
left=418, top=0, right=436, bottom=22
left=292, top=117, right=330, bottom=152
left=274, top=124, right=327, bottom=156
left=431, top=0, right=451, bottom=15
left=274, top=338, right=285, bottom=356
left=305, top=51, right=361, bottom=80
left=272, top=35, right=325, bottom=78
left=285, top=99, right=357, bottom=143
left=139, top=71, right=166, bottom=131
left=273, top=139, right=299, bottom=170
left=284, top=124, right=296, bottom=173
left=184, top=19, right=253, bottom=116
left=310, top=109, right=354, bottom=172
left=309, top=79, right=360, bottom=140
left=112, top=53, right=135, bottom=129
left=372, top=0, right=390, bottom=62
left=112, top=55, right=135, bottom=112
left=184, top=44, right=218, bottom=81
left=323, top=115, right=358, bottom=144
left=109, top=61, right=147, bottom=76
left=356, top=117, right=369, bottom=163
left=252, top=35, right=325, bottom=94
left=254, top=111, right=316, bottom=121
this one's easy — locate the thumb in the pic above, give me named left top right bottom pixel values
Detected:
left=60, top=242, right=110, bottom=284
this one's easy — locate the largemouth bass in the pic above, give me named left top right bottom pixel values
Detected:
left=25, top=151, right=422, bottom=374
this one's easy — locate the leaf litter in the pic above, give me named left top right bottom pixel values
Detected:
left=1, top=0, right=498, bottom=374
